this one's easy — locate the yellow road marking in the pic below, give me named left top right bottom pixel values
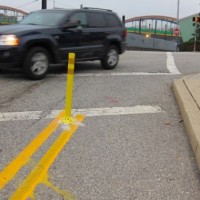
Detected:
left=0, top=111, right=64, bottom=190
left=44, top=179, right=75, bottom=200
left=10, top=114, right=84, bottom=200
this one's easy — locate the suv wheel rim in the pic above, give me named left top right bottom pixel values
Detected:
left=107, top=49, right=118, bottom=66
left=31, top=53, right=48, bottom=75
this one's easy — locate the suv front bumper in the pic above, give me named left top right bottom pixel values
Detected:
left=0, top=46, right=23, bottom=68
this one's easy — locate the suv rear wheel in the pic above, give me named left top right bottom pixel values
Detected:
left=23, top=47, right=49, bottom=80
left=101, top=45, right=119, bottom=70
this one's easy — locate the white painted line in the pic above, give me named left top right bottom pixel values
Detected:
left=0, top=106, right=163, bottom=122
left=0, top=111, right=42, bottom=122
left=50, top=72, right=175, bottom=77
left=166, top=52, right=181, bottom=74
left=0, top=72, right=178, bottom=78
left=76, top=72, right=172, bottom=77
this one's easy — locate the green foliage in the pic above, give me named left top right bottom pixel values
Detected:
left=178, top=38, right=200, bottom=51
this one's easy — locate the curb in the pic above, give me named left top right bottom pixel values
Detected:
left=173, top=75, right=200, bottom=170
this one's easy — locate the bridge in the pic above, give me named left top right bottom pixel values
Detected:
left=125, top=15, right=182, bottom=51
left=0, top=5, right=27, bottom=24
left=125, top=15, right=180, bottom=40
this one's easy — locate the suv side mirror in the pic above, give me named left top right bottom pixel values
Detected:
left=62, top=20, right=80, bottom=29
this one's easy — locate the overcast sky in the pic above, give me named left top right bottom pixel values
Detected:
left=0, top=0, right=200, bottom=19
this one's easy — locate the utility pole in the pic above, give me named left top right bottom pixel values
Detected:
left=42, top=0, right=47, bottom=9
left=194, top=23, right=197, bottom=52
left=192, top=15, right=200, bottom=52
left=177, top=0, right=180, bottom=25
left=176, top=0, right=180, bottom=51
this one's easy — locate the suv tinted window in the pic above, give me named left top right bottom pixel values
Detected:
left=20, top=11, right=68, bottom=26
left=105, top=14, right=121, bottom=27
left=69, top=12, right=87, bottom=27
left=87, top=13, right=106, bottom=28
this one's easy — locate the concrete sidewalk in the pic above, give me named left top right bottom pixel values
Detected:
left=173, top=74, right=200, bottom=171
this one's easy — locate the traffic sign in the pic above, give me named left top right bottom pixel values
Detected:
left=173, top=28, right=180, bottom=36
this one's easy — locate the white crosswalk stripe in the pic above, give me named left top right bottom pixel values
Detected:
left=0, top=106, right=163, bottom=122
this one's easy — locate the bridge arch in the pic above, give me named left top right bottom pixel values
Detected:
left=0, top=5, right=28, bottom=24
left=125, top=15, right=179, bottom=38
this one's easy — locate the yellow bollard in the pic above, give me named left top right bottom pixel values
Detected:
left=62, top=53, right=76, bottom=124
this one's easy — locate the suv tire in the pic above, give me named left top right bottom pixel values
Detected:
left=101, top=45, right=119, bottom=70
left=23, top=47, right=50, bottom=80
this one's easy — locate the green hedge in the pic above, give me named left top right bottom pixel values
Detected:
left=179, top=39, right=200, bottom=51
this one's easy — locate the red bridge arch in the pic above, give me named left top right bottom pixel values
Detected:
left=0, top=5, right=28, bottom=24
left=0, top=5, right=28, bottom=15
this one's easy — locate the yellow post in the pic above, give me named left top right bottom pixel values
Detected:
left=63, top=53, right=75, bottom=123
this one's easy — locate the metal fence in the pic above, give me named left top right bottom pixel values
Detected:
left=127, top=32, right=177, bottom=51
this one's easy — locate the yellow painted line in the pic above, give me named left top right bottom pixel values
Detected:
left=0, top=111, right=64, bottom=190
left=43, top=175, right=75, bottom=199
left=10, top=114, right=84, bottom=200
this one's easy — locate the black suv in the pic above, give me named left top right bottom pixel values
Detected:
left=0, top=7, right=127, bottom=79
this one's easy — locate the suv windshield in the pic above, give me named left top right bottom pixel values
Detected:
left=19, top=11, right=68, bottom=26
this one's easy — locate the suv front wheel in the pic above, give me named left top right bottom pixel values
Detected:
left=101, top=45, right=119, bottom=70
left=23, top=47, right=50, bottom=80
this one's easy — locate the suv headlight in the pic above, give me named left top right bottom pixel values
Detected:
left=0, top=35, right=20, bottom=46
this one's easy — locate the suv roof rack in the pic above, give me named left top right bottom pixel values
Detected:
left=82, top=7, right=112, bottom=12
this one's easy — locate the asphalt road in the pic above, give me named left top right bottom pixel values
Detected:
left=0, top=51, right=200, bottom=199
